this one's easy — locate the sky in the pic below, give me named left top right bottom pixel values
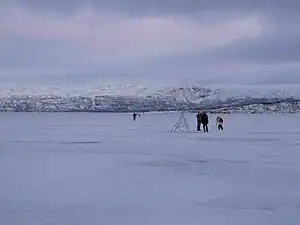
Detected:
left=0, top=0, right=300, bottom=87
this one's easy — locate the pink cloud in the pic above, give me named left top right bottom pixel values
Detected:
left=0, top=4, right=262, bottom=63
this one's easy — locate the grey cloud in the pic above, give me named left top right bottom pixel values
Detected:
left=257, top=72, right=300, bottom=85
left=0, top=36, right=156, bottom=85
left=138, top=22, right=300, bottom=85
left=154, top=16, right=300, bottom=66
left=203, top=31, right=300, bottom=64
left=0, top=37, right=84, bottom=69
left=5, top=0, right=300, bottom=16
left=1, top=0, right=300, bottom=86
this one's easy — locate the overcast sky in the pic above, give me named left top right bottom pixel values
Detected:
left=1, top=0, right=300, bottom=87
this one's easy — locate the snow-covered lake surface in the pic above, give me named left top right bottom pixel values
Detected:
left=1, top=112, right=300, bottom=225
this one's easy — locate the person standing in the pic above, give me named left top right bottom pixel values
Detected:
left=196, top=111, right=202, bottom=131
left=216, top=116, right=224, bottom=130
left=201, top=112, right=209, bottom=132
left=133, top=112, right=137, bottom=120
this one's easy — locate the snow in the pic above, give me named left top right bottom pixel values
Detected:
left=1, top=84, right=300, bottom=99
left=1, top=112, right=300, bottom=225
left=2, top=84, right=300, bottom=112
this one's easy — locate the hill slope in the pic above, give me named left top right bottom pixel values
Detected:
left=1, top=85, right=300, bottom=113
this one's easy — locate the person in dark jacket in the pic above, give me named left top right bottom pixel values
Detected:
left=201, top=112, right=209, bottom=132
left=196, top=111, right=202, bottom=131
left=133, top=112, right=137, bottom=120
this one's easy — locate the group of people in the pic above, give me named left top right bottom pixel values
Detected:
left=132, top=111, right=224, bottom=132
left=196, top=111, right=224, bottom=132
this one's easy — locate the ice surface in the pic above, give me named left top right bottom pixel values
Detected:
left=1, top=112, right=300, bottom=225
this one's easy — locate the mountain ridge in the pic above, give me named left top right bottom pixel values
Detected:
left=1, top=85, right=300, bottom=113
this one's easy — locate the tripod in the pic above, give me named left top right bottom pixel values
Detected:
left=170, top=112, right=190, bottom=132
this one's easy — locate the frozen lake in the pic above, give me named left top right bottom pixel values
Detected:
left=1, top=112, right=300, bottom=225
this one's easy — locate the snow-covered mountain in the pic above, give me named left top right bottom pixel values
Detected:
left=1, top=84, right=300, bottom=113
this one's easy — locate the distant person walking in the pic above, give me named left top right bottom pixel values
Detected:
left=133, top=112, right=137, bottom=121
left=196, top=111, right=202, bottom=131
left=216, top=116, right=224, bottom=130
left=201, top=112, right=209, bottom=132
